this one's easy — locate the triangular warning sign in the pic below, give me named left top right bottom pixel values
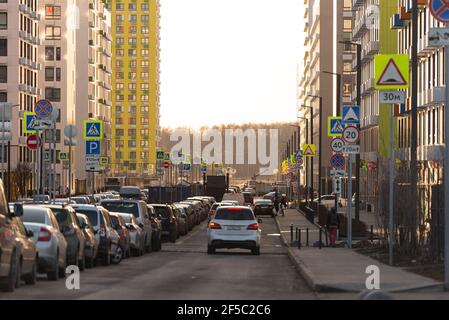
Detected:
left=331, top=120, right=343, bottom=133
left=87, top=124, right=100, bottom=136
left=344, top=108, right=359, bottom=122
left=377, top=58, right=407, bottom=86
left=304, top=146, right=314, bottom=156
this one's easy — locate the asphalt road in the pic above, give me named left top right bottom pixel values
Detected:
left=0, top=216, right=316, bottom=300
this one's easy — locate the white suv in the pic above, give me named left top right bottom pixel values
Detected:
left=207, top=206, right=261, bottom=255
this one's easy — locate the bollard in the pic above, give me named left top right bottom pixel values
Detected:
left=295, top=227, right=299, bottom=242
left=306, top=228, right=309, bottom=247
left=298, top=228, right=301, bottom=249
left=290, top=224, right=294, bottom=245
left=319, top=227, right=322, bottom=249
left=371, top=225, right=374, bottom=242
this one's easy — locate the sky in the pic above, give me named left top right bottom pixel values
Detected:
left=160, top=0, right=305, bottom=128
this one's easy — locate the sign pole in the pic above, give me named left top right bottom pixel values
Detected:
left=69, top=138, right=72, bottom=200
left=53, top=124, right=56, bottom=203
left=347, top=154, right=352, bottom=249
left=389, top=104, right=395, bottom=266
left=445, top=43, right=449, bottom=290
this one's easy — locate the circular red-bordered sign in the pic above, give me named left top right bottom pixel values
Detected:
left=26, top=134, right=42, bottom=150
left=342, top=126, right=360, bottom=144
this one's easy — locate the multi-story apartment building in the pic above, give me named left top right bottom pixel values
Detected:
left=0, top=0, right=41, bottom=196
left=75, top=0, right=112, bottom=193
left=38, top=0, right=77, bottom=195
left=298, top=0, right=353, bottom=197
left=111, top=0, right=161, bottom=187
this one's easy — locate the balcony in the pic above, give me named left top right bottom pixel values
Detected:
left=421, top=86, right=445, bottom=108
left=397, top=145, right=445, bottom=162
left=361, top=78, right=375, bottom=96
left=419, top=34, right=438, bottom=57
left=352, top=0, right=363, bottom=7
left=361, top=114, right=379, bottom=129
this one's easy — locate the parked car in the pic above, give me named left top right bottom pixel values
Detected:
left=242, top=192, right=254, bottom=206
left=71, top=205, right=119, bottom=266
left=171, top=205, right=188, bottom=236
left=109, top=213, right=131, bottom=258
left=147, top=205, right=162, bottom=251
left=120, top=186, right=147, bottom=202
left=313, top=194, right=341, bottom=209
left=100, top=200, right=153, bottom=253
left=76, top=213, right=99, bottom=268
left=45, top=205, right=86, bottom=270
left=20, top=205, right=67, bottom=281
left=151, top=204, right=178, bottom=243
left=253, top=199, right=275, bottom=216
left=116, top=213, right=145, bottom=256
left=179, top=201, right=201, bottom=225
left=32, top=194, right=51, bottom=204
left=181, top=200, right=206, bottom=221
left=71, top=196, right=92, bottom=205
left=174, top=203, right=196, bottom=230
left=207, top=206, right=262, bottom=255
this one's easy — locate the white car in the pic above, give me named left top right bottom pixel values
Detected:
left=207, top=206, right=261, bottom=255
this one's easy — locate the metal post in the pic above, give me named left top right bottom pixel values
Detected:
left=347, top=154, right=353, bottom=249
left=355, top=43, right=362, bottom=222
left=1, top=104, right=5, bottom=185
left=389, top=106, right=395, bottom=266
left=444, top=44, right=449, bottom=289
left=318, top=97, right=322, bottom=204
left=7, top=140, right=10, bottom=202
left=319, top=227, right=322, bottom=249
left=68, top=140, right=72, bottom=201
left=290, top=223, right=294, bottom=245
left=306, top=228, right=309, bottom=247
left=371, top=225, right=374, bottom=243
left=310, top=108, right=314, bottom=204
left=298, top=228, right=301, bottom=249
left=52, top=125, right=56, bottom=203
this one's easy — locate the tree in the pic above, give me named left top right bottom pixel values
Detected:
left=12, top=163, right=32, bottom=199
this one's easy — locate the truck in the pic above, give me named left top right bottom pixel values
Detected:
left=205, top=175, right=226, bottom=202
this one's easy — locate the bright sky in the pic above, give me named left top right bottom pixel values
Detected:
left=160, top=0, right=305, bottom=128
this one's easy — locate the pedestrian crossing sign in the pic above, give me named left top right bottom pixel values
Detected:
left=23, top=112, right=39, bottom=133
left=83, top=120, right=103, bottom=140
left=302, top=144, right=316, bottom=157
left=328, top=117, right=344, bottom=137
left=374, top=54, right=409, bottom=90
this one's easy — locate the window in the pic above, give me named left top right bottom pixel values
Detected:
left=116, top=94, right=124, bottom=101
left=141, top=83, right=149, bottom=90
left=141, top=106, right=149, bottom=113
left=45, top=26, right=61, bottom=40
left=0, top=39, right=6, bottom=56
left=141, top=3, right=149, bottom=11
left=141, top=61, right=149, bottom=67
left=45, top=67, right=54, bottom=81
left=56, top=47, right=61, bottom=60
left=141, top=38, right=149, bottom=45
left=116, top=60, right=123, bottom=68
left=140, top=72, right=148, bottom=79
left=116, top=15, right=123, bottom=22
left=116, top=49, right=124, bottom=56
left=141, top=118, right=148, bottom=125
left=129, top=118, right=136, bottom=125
left=116, top=83, right=124, bottom=90
left=116, top=26, right=123, bottom=34
left=115, top=129, right=124, bottom=136
left=128, top=94, right=136, bottom=101
left=129, top=15, right=137, bottom=23
left=128, top=129, right=136, bottom=137
left=115, top=118, right=123, bottom=125
left=140, top=94, right=149, bottom=101
left=128, top=49, right=136, bottom=56
left=0, top=65, right=6, bottom=83
left=141, top=152, right=149, bottom=160
left=129, top=152, right=136, bottom=160
left=45, top=47, right=54, bottom=60
left=116, top=3, right=124, bottom=10
left=128, top=38, right=137, bottom=45
left=115, top=140, right=124, bottom=147
left=116, top=37, right=124, bottom=45
left=129, top=60, right=137, bottom=68
left=141, top=49, right=149, bottom=57
left=45, top=87, right=61, bottom=101
left=141, top=140, right=149, bottom=147
left=56, top=68, right=61, bottom=81
left=128, top=83, right=136, bottom=90
left=129, top=26, right=137, bottom=34
left=128, top=140, right=136, bottom=147
left=0, top=13, right=6, bottom=30
left=141, top=15, right=149, bottom=23
left=141, top=26, right=149, bottom=34
left=45, top=5, right=61, bottom=19
left=0, top=92, right=6, bottom=102
left=129, top=3, right=137, bottom=11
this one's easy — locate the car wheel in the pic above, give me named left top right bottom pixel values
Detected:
left=0, top=250, right=18, bottom=292
left=207, top=245, right=215, bottom=255
left=251, top=247, right=260, bottom=256
left=47, top=253, right=60, bottom=281
left=78, top=254, right=85, bottom=271
left=24, top=260, right=37, bottom=285
left=111, top=246, right=123, bottom=264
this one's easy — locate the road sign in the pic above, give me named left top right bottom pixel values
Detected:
left=374, top=54, right=409, bottom=90
left=330, top=169, right=345, bottom=178
left=183, top=163, right=191, bottom=171
left=34, top=119, right=54, bottom=130
left=23, top=112, right=39, bottom=133
left=164, top=152, right=170, bottom=161
left=85, top=155, right=100, bottom=172
left=429, top=0, right=449, bottom=24
left=58, top=152, right=68, bottom=161
left=302, top=144, right=316, bottom=157
left=342, top=106, right=360, bottom=125
left=379, top=91, right=406, bottom=104
left=64, top=125, right=78, bottom=138
left=331, top=137, right=345, bottom=153
left=333, top=177, right=342, bottom=194
left=100, top=157, right=109, bottom=165
left=156, top=150, right=165, bottom=160
left=86, top=141, right=101, bottom=155
left=342, top=126, right=360, bottom=144
left=83, top=120, right=103, bottom=140
left=429, top=27, right=449, bottom=46
left=342, top=145, right=361, bottom=154
left=26, top=134, right=41, bottom=150
left=328, top=117, right=344, bottom=137
left=201, top=165, right=207, bottom=173
left=44, top=151, right=50, bottom=162
left=0, top=103, right=12, bottom=121
left=295, top=149, right=303, bottom=161
left=35, top=99, right=53, bottom=120
left=330, top=154, right=346, bottom=170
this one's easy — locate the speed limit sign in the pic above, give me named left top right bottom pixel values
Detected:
left=331, top=137, right=345, bottom=153
left=342, top=126, right=359, bottom=144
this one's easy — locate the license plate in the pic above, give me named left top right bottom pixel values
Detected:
left=227, top=226, right=241, bottom=231
left=261, top=206, right=268, bottom=208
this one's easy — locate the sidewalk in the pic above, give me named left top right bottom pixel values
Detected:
left=275, top=208, right=443, bottom=293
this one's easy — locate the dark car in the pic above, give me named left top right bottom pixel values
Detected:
left=254, top=199, right=275, bottom=216
left=147, top=205, right=162, bottom=251
left=151, top=204, right=177, bottom=243
left=45, top=205, right=86, bottom=270
left=174, top=203, right=196, bottom=230
left=109, top=213, right=131, bottom=258
left=171, top=205, right=187, bottom=236
left=242, top=192, right=254, bottom=205
left=76, top=213, right=98, bottom=268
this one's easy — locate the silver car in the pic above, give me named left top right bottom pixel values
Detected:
left=21, top=206, right=68, bottom=281
left=115, top=213, right=145, bottom=256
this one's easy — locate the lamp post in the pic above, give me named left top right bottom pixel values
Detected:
left=301, top=104, right=313, bottom=204
left=307, top=94, right=323, bottom=205
left=321, top=71, right=342, bottom=116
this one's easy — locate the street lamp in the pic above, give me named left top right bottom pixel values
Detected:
left=307, top=94, right=322, bottom=205
left=301, top=104, right=314, bottom=204
left=321, top=71, right=342, bottom=117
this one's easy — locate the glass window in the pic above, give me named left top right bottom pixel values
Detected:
left=45, top=47, right=54, bottom=60
left=0, top=13, right=7, bottom=29
left=45, top=5, right=61, bottom=19
left=45, top=67, right=54, bottom=81
left=0, top=39, right=6, bottom=56
left=0, top=65, right=6, bottom=83
left=215, top=208, right=255, bottom=220
left=45, top=26, right=61, bottom=40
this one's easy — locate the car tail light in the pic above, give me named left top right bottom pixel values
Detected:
left=38, top=227, right=52, bottom=242
left=227, top=208, right=243, bottom=211
left=247, top=223, right=259, bottom=230
left=209, top=222, right=222, bottom=229
left=209, top=210, right=215, bottom=216
left=99, top=224, right=106, bottom=237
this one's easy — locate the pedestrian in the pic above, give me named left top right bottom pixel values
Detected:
left=273, top=188, right=280, bottom=216
left=280, top=194, right=287, bottom=217
left=326, top=207, right=340, bottom=247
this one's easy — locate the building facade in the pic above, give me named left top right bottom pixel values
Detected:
left=111, top=0, right=161, bottom=187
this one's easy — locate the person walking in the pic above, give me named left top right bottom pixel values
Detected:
left=326, top=207, right=340, bottom=247
left=273, top=188, right=280, bottom=216
left=279, top=194, right=287, bottom=217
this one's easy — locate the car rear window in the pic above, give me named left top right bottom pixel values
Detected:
left=243, top=194, right=252, bottom=201
left=101, top=202, right=139, bottom=217
left=51, top=208, right=72, bottom=227
left=21, top=210, right=46, bottom=224
left=215, top=208, right=255, bottom=220
left=256, top=200, right=272, bottom=205
left=211, top=204, right=220, bottom=211
left=153, top=206, right=170, bottom=218
left=74, top=209, right=99, bottom=226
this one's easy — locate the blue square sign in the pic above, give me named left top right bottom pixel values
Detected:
left=86, top=141, right=101, bottom=155
left=342, top=106, right=360, bottom=125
